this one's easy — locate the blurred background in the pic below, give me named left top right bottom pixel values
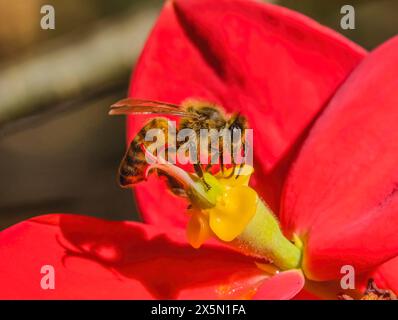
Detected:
left=0, top=0, right=397, bottom=230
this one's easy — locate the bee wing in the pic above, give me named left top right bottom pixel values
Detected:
left=109, top=98, right=196, bottom=117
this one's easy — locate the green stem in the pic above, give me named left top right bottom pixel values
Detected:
left=233, top=200, right=302, bottom=270
left=152, top=161, right=301, bottom=270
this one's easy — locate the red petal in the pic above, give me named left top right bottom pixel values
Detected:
left=281, top=36, right=398, bottom=280
left=371, top=256, right=398, bottom=295
left=253, top=270, right=304, bottom=300
left=292, top=289, right=321, bottom=300
left=127, top=0, right=366, bottom=228
left=0, top=214, right=279, bottom=299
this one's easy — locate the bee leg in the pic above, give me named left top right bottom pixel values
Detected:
left=206, top=145, right=220, bottom=173
left=194, top=162, right=211, bottom=190
left=219, top=152, right=225, bottom=177
left=226, top=162, right=236, bottom=179
left=224, top=137, right=236, bottom=179
left=236, top=163, right=245, bottom=178
left=225, top=131, right=239, bottom=179
left=235, top=141, right=246, bottom=178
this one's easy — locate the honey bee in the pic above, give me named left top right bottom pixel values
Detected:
left=109, top=98, right=247, bottom=192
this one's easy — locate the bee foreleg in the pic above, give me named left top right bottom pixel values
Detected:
left=194, top=162, right=211, bottom=190
left=235, top=141, right=246, bottom=178
left=219, top=152, right=225, bottom=177
left=226, top=161, right=236, bottom=179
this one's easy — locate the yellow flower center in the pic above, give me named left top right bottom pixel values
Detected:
left=186, top=166, right=258, bottom=247
left=147, top=158, right=302, bottom=271
left=185, top=165, right=302, bottom=271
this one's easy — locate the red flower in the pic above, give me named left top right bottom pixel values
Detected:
left=1, top=0, right=397, bottom=299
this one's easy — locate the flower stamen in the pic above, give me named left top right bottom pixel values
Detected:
left=339, top=279, right=397, bottom=300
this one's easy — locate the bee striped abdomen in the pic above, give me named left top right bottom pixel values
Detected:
left=118, top=118, right=169, bottom=187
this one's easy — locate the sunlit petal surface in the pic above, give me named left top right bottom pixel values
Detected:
left=281, top=36, right=398, bottom=280
left=128, top=0, right=366, bottom=228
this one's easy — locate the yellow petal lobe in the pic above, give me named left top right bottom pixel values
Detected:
left=186, top=210, right=212, bottom=249
left=209, top=185, right=257, bottom=242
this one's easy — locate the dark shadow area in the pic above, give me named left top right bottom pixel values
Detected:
left=56, top=214, right=261, bottom=299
